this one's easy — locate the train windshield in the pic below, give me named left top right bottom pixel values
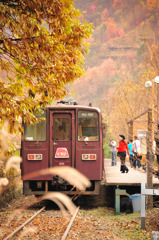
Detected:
left=54, top=118, right=69, bottom=141
left=25, top=111, right=47, bottom=141
left=78, top=110, right=99, bottom=141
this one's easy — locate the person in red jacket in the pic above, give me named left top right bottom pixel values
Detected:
left=117, top=134, right=129, bottom=173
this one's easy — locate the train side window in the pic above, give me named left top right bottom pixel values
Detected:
left=25, top=111, right=47, bottom=141
left=78, top=110, right=99, bottom=141
left=54, top=118, right=69, bottom=141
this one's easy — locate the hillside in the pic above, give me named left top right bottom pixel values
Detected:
left=68, top=0, right=159, bottom=108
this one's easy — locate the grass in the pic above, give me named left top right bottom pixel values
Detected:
left=80, top=206, right=159, bottom=239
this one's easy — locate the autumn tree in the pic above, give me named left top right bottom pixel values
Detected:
left=70, top=58, right=118, bottom=105
left=0, top=0, right=93, bottom=134
left=101, top=8, right=109, bottom=23
left=147, top=0, right=159, bottom=19
left=113, top=0, right=147, bottom=28
left=104, top=68, right=157, bottom=140
left=145, top=42, right=159, bottom=75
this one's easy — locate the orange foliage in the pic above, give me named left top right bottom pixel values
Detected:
left=112, top=0, right=122, bottom=9
left=101, top=8, right=109, bottom=22
left=70, top=58, right=117, bottom=104
left=147, top=0, right=159, bottom=10
left=101, top=18, right=125, bottom=41
left=126, top=53, right=136, bottom=62
left=90, top=5, right=96, bottom=12
left=88, top=4, right=96, bottom=15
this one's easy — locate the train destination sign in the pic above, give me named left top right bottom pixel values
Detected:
left=55, top=148, right=69, bottom=158
left=78, top=110, right=98, bottom=119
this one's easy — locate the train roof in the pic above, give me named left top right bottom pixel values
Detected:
left=47, top=103, right=101, bottom=113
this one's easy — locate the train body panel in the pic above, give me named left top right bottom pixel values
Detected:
left=21, top=105, right=105, bottom=195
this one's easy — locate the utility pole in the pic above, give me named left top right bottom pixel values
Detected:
left=128, top=121, right=133, bottom=140
left=145, top=77, right=159, bottom=208
left=151, top=80, right=154, bottom=145
left=157, top=83, right=159, bottom=176
left=157, top=84, right=159, bottom=124
left=147, top=109, right=153, bottom=208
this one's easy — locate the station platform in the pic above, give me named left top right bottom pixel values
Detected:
left=104, top=158, right=159, bottom=186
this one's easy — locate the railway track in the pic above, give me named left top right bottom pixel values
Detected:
left=4, top=206, right=45, bottom=240
left=4, top=205, right=80, bottom=240
left=61, top=206, right=80, bottom=240
left=2, top=187, right=107, bottom=239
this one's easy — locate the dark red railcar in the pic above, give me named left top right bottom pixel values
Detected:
left=21, top=104, right=105, bottom=195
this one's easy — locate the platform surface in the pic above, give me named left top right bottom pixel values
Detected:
left=104, top=158, right=159, bottom=186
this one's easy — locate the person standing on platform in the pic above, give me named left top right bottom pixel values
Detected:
left=117, top=135, right=129, bottom=173
left=128, top=139, right=133, bottom=167
left=108, top=139, right=117, bottom=166
left=132, top=136, right=142, bottom=169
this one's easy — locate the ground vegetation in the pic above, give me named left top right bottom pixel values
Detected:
left=0, top=195, right=158, bottom=239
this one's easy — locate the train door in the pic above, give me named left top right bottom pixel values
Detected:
left=50, top=112, right=74, bottom=167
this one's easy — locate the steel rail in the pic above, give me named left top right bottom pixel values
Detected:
left=61, top=206, right=80, bottom=240
left=4, top=206, right=45, bottom=240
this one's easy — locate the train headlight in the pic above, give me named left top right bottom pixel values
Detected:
left=82, top=154, right=96, bottom=161
left=27, top=154, right=42, bottom=160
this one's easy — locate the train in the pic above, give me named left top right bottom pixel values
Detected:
left=21, top=103, right=106, bottom=196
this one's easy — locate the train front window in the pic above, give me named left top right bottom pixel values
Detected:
left=25, top=111, right=47, bottom=141
left=55, top=118, right=69, bottom=141
left=78, top=110, right=99, bottom=141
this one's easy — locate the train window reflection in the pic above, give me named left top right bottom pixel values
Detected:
left=78, top=111, right=99, bottom=141
left=25, top=111, right=47, bottom=141
left=55, top=118, right=69, bottom=141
